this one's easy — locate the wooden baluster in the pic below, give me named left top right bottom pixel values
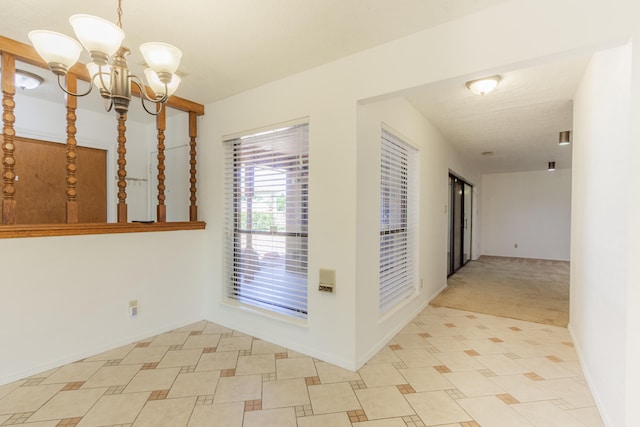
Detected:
left=65, top=74, right=79, bottom=223
left=117, top=114, right=128, bottom=223
left=189, top=111, right=198, bottom=221
left=156, top=106, right=166, bottom=222
left=1, top=53, right=17, bottom=225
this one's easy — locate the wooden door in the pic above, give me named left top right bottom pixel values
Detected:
left=13, top=136, right=107, bottom=224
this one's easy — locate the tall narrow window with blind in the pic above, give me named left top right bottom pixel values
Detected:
left=379, top=128, right=418, bottom=313
left=224, top=122, right=309, bottom=319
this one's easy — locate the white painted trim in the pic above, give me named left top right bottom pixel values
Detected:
left=568, top=323, right=612, bottom=427
left=205, top=312, right=356, bottom=371
left=0, top=316, right=203, bottom=386
left=357, top=298, right=428, bottom=370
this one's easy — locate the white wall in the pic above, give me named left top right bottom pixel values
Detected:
left=1, top=94, right=205, bottom=386
left=570, top=44, right=631, bottom=427
left=0, top=230, right=206, bottom=385
left=626, top=35, right=640, bottom=427
left=198, top=0, right=640, bottom=385
left=481, top=169, right=571, bottom=260
left=4, top=3, right=640, bottom=424
left=201, top=80, right=361, bottom=369
left=355, top=97, right=479, bottom=366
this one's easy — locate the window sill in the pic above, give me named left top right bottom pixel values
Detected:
left=221, top=299, right=308, bottom=327
left=0, top=221, right=206, bottom=239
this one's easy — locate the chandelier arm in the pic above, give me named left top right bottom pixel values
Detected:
left=105, top=98, right=114, bottom=113
left=96, top=67, right=110, bottom=94
left=57, top=74, right=94, bottom=97
left=139, top=96, right=165, bottom=116
left=130, top=78, right=164, bottom=116
left=130, top=75, right=168, bottom=104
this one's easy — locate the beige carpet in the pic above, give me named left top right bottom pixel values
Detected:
left=431, top=256, right=569, bottom=327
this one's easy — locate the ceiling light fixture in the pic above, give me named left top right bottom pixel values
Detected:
left=548, top=161, right=556, bottom=171
left=12, top=70, right=44, bottom=90
left=28, top=0, right=182, bottom=118
left=0, top=69, right=44, bottom=90
left=559, top=130, right=571, bottom=146
left=465, top=75, right=501, bottom=96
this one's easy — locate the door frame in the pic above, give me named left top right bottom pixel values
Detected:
left=448, top=173, right=473, bottom=276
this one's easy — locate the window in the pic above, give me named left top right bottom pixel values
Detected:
left=379, top=128, right=418, bottom=313
left=224, top=122, right=309, bottom=319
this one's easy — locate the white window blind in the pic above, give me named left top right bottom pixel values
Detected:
left=380, top=128, right=418, bottom=313
left=224, top=123, right=309, bottom=319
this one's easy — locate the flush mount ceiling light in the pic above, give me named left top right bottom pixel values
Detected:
left=465, top=75, right=501, bottom=96
left=559, top=130, right=571, bottom=145
left=548, top=161, right=556, bottom=171
left=28, top=0, right=182, bottom=118
left=1, top=69, right=44, bottom=90
left=14, top=70, right=44, bottom=90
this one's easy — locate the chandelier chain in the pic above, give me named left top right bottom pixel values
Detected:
left=117, top=0, right=123, bottom=29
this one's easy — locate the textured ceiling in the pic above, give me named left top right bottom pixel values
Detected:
left=3, top=0, right=588, bottom=174
left=3, top=0, right=509, bottom=105
left=403, top=55, right=590, bottom=174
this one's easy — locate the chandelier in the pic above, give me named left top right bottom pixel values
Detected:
left=28, top=0, right=182, bottom=118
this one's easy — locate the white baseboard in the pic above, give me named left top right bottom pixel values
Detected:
left=0, top=316, right=203, bottom=387
left=567, top=322, right=612, bottom=427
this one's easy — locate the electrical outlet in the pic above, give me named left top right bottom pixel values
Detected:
left=514, top=243, right=518, bottom=249
left=129, top=300, right=138, bottom=318
left=319, top=284, right=335, bottom=293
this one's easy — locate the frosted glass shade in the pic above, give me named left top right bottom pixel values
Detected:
left=86, top=62, right=112, bottom=91
left=69, top=14, right=124, bottom=58
left=466, top=75, right=501, bottom=96
left=14, top=70, right=44, bottom=90
left=28, top=30, right=83, bottom=72
left=144, top=68, right=181, bottom=97
left=139, top=42, right=182, bottom=74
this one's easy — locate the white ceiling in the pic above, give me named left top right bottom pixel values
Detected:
left=3, top=0, right=588, bottom=174
left=403, top=55, right=590, bottom=174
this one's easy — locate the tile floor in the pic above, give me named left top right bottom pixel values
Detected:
left=0, top=306, right=604, bottom=426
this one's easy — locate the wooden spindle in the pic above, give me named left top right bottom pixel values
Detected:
left=65, top=74, right=79, bottom=223
left=1, top=53, right=17, bottom=225
left=156, top=106, right=166, bottom=222
left=189, top=111, right=198, bottom=221
left=117, top=114, right=128, bottom=223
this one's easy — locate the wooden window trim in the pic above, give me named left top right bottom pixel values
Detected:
left=0, top=221, right=206, bottom=239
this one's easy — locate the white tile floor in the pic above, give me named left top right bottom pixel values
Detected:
left=0, top=306, right=604, bottom=426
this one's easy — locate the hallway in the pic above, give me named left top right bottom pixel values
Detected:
left=433, top=256, right=570, bottom=327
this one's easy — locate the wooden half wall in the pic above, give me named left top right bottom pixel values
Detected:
left=0, top=35, right=205, bottom=238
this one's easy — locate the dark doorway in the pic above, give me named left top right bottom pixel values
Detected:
left=448, top=174, right=472, bottom=276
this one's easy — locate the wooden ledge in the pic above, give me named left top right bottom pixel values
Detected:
left=0, top=221, right=206, bottom=239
